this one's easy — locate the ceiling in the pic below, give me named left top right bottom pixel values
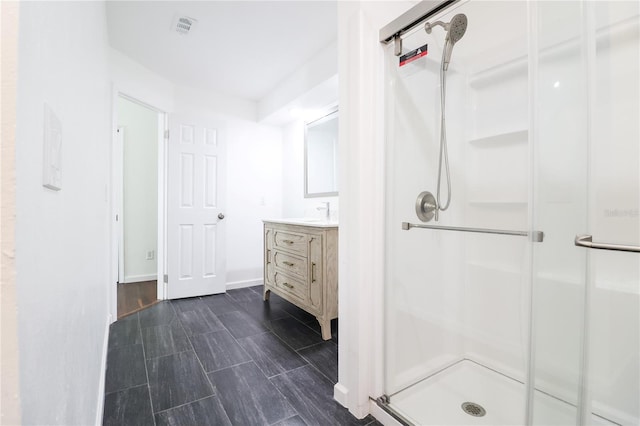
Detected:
left=106, top=1, right=338, bottom=102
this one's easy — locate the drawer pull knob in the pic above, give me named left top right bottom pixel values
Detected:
left=311, top=262, right=317, bottom=282
left=282, top=239, right=294, bottom=244
left=283, top=282, right=294, bottom=289
left=283, top=261, right=294, bottom=267
left=266, top=249, right=271, bottom=264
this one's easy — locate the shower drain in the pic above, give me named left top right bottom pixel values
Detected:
left=461, top=402, right=486, bottom=417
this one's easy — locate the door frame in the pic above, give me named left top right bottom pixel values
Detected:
left=115, top=126, right=125, bottom=284
left=110, top=88, right=168, bottom=322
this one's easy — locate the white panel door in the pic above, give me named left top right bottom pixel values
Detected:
left=167, top=115, right=226, bottom=298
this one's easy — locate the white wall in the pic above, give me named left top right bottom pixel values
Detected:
left=118, top=97, right=158, bottom=282
left=282, top=119, right=339, bottom=220
left=1, top=1, right=22, bottom=423
left=110, top=48, right=174, bottom=114
left=225, top=121, right=283, bottom=286
left=335, top=0, right=417, bottom=418
left=259, top=41, right=338, bottom=122
left=15, top=2, right=112, bottom=424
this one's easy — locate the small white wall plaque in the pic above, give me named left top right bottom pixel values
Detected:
left=43, top=103, right=62, bottom=191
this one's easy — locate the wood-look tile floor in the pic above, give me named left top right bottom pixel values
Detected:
left=117, top=280, right=159, bottom=320
left=103, top=285, right=380, bottom=426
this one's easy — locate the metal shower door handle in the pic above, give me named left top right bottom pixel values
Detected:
left=574, top=234, right=640, bottom=253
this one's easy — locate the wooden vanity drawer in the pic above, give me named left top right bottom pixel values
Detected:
left=274, top=272, right=307, bottom=302
left=273, top=230, right=307, bottom=256
left=274, top=251, right=307, bottom=280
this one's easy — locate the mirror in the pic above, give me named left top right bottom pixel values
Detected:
left=305, top=109, right=339, bottom=197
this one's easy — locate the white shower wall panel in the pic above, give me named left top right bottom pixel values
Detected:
left=384, top=24, right=467, bottom=393
left=469, top=76, right=528, bottom=141
left=385, top=0, right=532, bottom=394
left=459, top=1, right=530, bottom=381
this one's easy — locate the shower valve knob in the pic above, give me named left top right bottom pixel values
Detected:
left=415, top=191, right=437, bottom=222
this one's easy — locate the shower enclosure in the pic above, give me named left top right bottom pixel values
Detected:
left=381, top=1, right=639, bottom=425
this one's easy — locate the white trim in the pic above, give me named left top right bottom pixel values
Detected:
left=225, top=278, right=263, bottom=291
left=116, top=127, right=124, bottom=284
left=157, top=112, right=167, bottom=301
left=95, top=314, right=112, bottom=426
left=337, top=5, right=384, bottom=420
left=122, top=274, right=158, bottom=284
left=110, top=85, right=120, bottom=322
left=333, top=383, right=349, bottom=407
left=368, top=399, right=403, bottom=426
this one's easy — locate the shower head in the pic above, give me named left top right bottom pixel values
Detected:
left=443, top=14, right=467, bottom=71
left=425, top=14, right=467, bottom=71
left=446, top=14, right=467, bottom=44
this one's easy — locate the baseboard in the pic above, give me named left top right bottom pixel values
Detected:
left=122, top=274, right=157, bottom=284
left=334, top=383, right=349, bottom=407
left=369, top=399, right=403, bottom=426
left=226, top=278, right=263, bottom=291
left=95, top=313, right=112, bottom=426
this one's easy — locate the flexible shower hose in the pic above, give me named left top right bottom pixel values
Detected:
left=436, top=42, right=452, bottom=216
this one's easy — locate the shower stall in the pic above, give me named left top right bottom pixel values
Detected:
left=380, top=1, right=639, bottom=425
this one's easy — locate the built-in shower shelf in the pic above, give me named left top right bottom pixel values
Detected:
left=468, top=129, right=528, bottom=146
left=468, top=56, right=528, bottom=89
left=537, top=272, right=637, bottom=294
left=536, top=272, right=582, bottom=287
left=468, top=200, right=528, bottom=206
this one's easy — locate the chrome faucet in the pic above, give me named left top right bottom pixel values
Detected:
left=317, top=202, right=330, bottom=221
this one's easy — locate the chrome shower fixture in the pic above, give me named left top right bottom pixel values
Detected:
left=417, top=13, right=468, bottom=222
left=424, top=20, right=448, bottom=34
left=425, top=14, right=467, bottom=71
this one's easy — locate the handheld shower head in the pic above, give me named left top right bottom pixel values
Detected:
left=423, top=14, right=467, bottom=220
left=430, top=14, right=466, bottom=71
left=446, top=14, right=467, bottom=44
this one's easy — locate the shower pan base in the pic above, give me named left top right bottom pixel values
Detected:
left=382, top=360, right=616, bottom=425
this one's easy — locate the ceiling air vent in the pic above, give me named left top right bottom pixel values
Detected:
left=172, top=15, right=197, bottom=35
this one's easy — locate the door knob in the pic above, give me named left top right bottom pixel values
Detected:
left=218, top=213, right=225, bottom=220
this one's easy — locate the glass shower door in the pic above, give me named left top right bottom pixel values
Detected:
left=531, top=1, right=639, bottom=425
left=381, top=0, right=638, bottom=425
left=383, top=1, right=534, bottom=424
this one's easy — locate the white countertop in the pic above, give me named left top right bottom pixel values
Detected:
left=263, top=218, right=339, bottom=228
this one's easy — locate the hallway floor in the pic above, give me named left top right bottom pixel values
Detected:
left=103, top=285, right=380, bottom=426
left=117, top=280, right=158, bottom=319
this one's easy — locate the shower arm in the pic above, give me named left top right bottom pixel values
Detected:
left=425, top=20, right=450, bottom=34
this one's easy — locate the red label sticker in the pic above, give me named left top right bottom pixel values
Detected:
left=399, top=44, right=428, bottom=67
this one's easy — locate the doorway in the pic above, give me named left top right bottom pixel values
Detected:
left=113, top=94, right=166, bottom=319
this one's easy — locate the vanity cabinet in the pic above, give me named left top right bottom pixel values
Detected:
left=263, top=221, right=338, bottom=340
